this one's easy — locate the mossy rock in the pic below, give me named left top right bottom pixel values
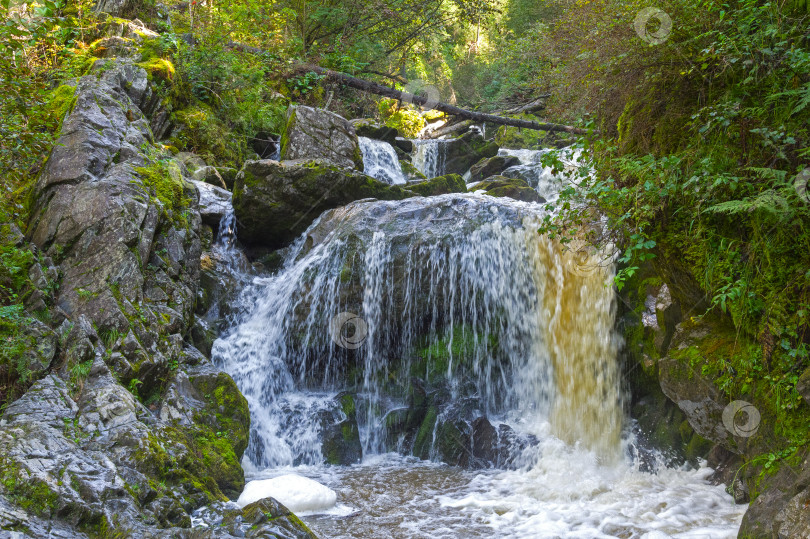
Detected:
left=407, top=173, right=466, bottom=197
left=233, top=159, right=417, bottom=249
left=468, top=155, right=521, bottom=183
left=475, top=176, right=543, bottom=203
left=351, top=118, right=400, bottom=145
left=221, top=497, right=319, bottom=538
left=320, top=393, right=362, bottom=465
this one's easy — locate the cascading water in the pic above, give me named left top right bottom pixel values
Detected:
left=358, top=137, right=407, bottom=185
left=211, top=146, right=746, bottom=537
left=412, top=139, right=448, bottom=178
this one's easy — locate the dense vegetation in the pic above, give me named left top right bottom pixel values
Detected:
left=1, top=0, right=809, bottom=498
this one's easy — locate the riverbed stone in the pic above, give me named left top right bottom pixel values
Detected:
left=407, top=173, right=467, bottom=196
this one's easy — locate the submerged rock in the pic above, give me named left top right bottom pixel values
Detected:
left=232, top=159, right=414, bottom=249
left=281, top=106, right=363, bottom=170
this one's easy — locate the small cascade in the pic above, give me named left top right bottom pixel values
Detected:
left=495, top=147, right=584, bottom=203
left=358, top=137, right=407, bottom=185
left=412, top=139, right=448, bottom=178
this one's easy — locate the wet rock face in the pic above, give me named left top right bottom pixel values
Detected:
left=281, top=106, right=364, bottom=170
left=232, top=159, right=415, bottom=249
left=219, top=497, right=319, bottom=538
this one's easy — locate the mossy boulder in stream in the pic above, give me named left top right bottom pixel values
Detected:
left=407, top=173, right=467, bottom=196
left=220, top=497, right=319, bottom=538
left=475, top=176, right=544, bottom=203
left=442, top=130, right=499, bottom=175
left=468, top=155, right=521, bottom=183
left=233, top=159, right=416, bottom=249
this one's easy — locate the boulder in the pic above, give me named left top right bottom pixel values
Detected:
left=443, top=130, right=499, bottom=175
left=280, top=106, right=363, bottom=170
left=740, top=449, right=810, bottom=538
left=350, top=118, right=399, bottom=145
left=474, top=176, right=544, bottom=203
left=468, top=155, right=521, bottom=183
left=232, top=159, right=415, bottom=249
left=220, top=497, right=319, bottom=538
left=406, top=173, right=467, bottom=196
left=193, top=180, right=232, bottom=227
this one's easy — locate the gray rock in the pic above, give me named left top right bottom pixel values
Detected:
left=468, top=155, right=521, bottom=183
left=233, top=159, right=415, bottom=249
left=350, top=118, right=399, bottom=145
left=193, top=180, right=232, bottom=226
left=281, top=106, right=363, bottom=170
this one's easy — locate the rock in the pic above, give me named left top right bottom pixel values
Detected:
left=217, top=167, right=239, bottom=190
left=2, top=57, right=254, bottom=536
left=394, top=137, right=414, bottom=153
left=406, top=174, right=467, bottom=197
left=658, top=319, right=767, bottom=456
left=193, top=180, right=232, bottom=227
left=193, top=165, right=227, bottom=190
left=19, top=320, right=58, bottom=380
left=442, top=130, right=499, bottom=175
left=468, top=155, right=521, bottom=183
left=739, top=449, right=810, bottom=537
left=320, top=393, right=362, bottom=465
left=400, top=160, right=426, bottom=182
left=474, top=176, right=544, bottom=203
left=232, top=159, right=415, bottom=249
left=350, top=118, right=399, bottom=145
left=221, top=497, right=319, bottom=538
left=280, top=106, right=363, bottom=170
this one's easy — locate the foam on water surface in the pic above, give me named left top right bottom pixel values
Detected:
left=237, top=474, right=338, bottom=515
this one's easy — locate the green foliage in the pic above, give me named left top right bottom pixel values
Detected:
left=534, top=0, right=810, bottom=474
left=378, top=98, right=425, bottom=138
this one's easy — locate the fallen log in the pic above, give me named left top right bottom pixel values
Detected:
left=298, top=65, right=588, bottom=135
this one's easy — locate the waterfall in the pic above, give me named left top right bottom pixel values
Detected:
left=213, top=193, right=622, bottom=467
left=358, top=137, right=407, bottom=185
left=412, top=140, right=448, bottom=178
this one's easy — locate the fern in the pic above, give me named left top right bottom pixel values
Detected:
left=704, top=189, right=793, bottom=217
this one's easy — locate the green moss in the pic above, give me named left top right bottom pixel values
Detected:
left=407, top=174, right=466, bottom=197
left=172, top=105, right=243, bottom=166
left=47, top=85, right=77, bottom=122
left=136, top=58, right=175, bottom=82
left=134, top=158, right=189, bottom=215
left=412, top=406, right=438, bottom=459
left=0, top=457, right=59, bottom=517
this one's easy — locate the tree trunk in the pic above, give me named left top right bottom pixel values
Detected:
left=298, top=65, right=588, bottom=135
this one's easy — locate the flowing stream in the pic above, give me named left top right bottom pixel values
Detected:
left=211, top=144, right=746, bottom=538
